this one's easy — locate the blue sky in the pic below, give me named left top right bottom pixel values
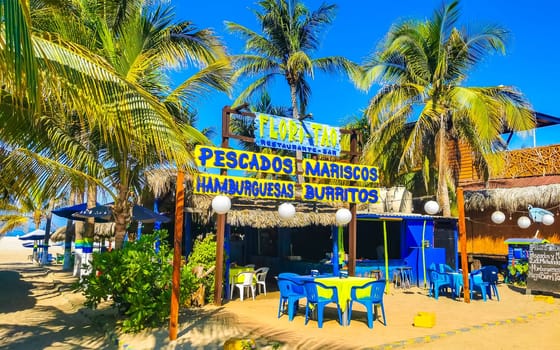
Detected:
left=172, top=0, right=560, bottom=147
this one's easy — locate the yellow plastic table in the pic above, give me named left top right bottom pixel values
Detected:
left=315, top=276, right=376, bottom=326
left=229, top=266, right=255, bottom=284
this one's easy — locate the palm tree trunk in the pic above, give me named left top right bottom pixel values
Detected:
left=113, top=184, right=131, bottom=249
left=289, top=84, right=304, bottom=184
left=437, top=115, right=451, bottom=217
left=40, top=199, right=55, bottom=265
left=80, top=182, right=97, bottom=276
left=63, top=189, right=80, bottom=271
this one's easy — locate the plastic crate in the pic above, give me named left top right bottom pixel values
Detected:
left=413, top=312, right=436, bottom=328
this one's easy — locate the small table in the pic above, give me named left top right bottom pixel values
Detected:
left=315, top=276, right=375, bottom=326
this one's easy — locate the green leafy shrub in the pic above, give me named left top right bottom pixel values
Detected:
left=77, top=229, right=199, bottom=333
left=506, top=262, right=529, bottom=286
left=186, top=234, right=217, bottom=304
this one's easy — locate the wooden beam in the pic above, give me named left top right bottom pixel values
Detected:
left=457, top=187, right=470, bottom=303
left=169, top=170, right=185, bottom=340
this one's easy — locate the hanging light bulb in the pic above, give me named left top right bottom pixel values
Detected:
left=517, top=216, right=531, bottom=229
left=542, top=214, right=555, bottom=226
left=491, top=211, right=506, bottom=224
left=424, top=200, right=440, bottom=215
left=278, top=203, right=296, bottom=220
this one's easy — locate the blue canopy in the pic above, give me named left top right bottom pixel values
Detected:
left=52, top=202, right=109, bottom=222
left=18, top=229, right=46, bottom=241
left=72, top=204, right=170, bottom=223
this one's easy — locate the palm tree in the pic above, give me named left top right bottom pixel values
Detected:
left=358, top=0, right=535, bottom=216
left=1, top=1, right=232, bottom=248
left=225, top=0, right=358, bottom=182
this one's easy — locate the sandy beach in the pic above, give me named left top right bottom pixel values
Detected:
left=1, top=235, right=559, bottom=350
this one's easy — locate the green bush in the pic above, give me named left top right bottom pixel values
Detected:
left=76, top=229, right=199, bottom=333
left=186, top=234, right=217, bottom=304
left=506, top=262, right=529, bottom=286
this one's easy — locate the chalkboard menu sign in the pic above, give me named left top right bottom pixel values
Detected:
left=527, top=244, right=560, bottom=293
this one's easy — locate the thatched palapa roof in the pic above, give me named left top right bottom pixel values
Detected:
left=190, top=195, right=344, bottom=228
left=50, top=223, right=115, bottom=242
left=464, top=183, right=560, bottom=213
left=189, top=186, right=414, bottom=229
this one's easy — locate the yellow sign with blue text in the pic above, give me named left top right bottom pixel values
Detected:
left=302, top=158, right=378, bottom=183
left=194, top=173, right=296, bottom=200
left=193, top=145, right=380, bottom=205
left=194, top=145, right=295, bottom=176
left=254, top=113, right=341, bottom=156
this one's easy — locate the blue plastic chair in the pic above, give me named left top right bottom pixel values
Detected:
left=480, top=266, right=500, bottom=301
left=469, top=270, right=489, bottom=301
left=428, top=270, right=452, bottom=300
left=303, top=281, right=343, bottom=328
left=277, top=278, right=306, bottom=321
left=348, top=279, right=387, bottom=329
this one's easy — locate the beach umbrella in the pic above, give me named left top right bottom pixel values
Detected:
left=72, top=205, right=113, bottom=222
left=18, top=229, right=46, bottom=241
left=132, top=205, right=171, bottom=223
left=73, top=204, right=171, bottom=223
left=52, top=202, right=110, bottom=223
left=22, top=242, right=35, bottom=248
left=52, top=203, right=89, bottom=220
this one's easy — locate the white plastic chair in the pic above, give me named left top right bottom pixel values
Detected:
left=255, top=267, right=270, bottom=295
left=230, top=271, right=256, bottom=301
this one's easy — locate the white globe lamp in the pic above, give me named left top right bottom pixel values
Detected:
left=278, top=203, right=296, bottom=220
left=517, top=216, right=531, bottom=229
left=491, top=210, right=506, bottom=224
left=542, top=214, right=555, bottom=226
left=211, top=195, right=231, bottom=214
left=424, top=200, right=440, bottom=215
left=335, top=208, right=352, bottom=226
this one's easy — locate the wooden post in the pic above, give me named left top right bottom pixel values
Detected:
left=169, top=170, right=185, bottom=340
left=457, top=187, right=470, bottom=303
left=348, top=131, right=358, bottom=276
left=214, top=106, right=231, bottom=306
left=214, top=213, right=226, bottom=305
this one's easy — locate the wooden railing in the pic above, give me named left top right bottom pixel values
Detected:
left=457, top=144, right=560, bottom=183
left=497, top=144, right=560, bottom=178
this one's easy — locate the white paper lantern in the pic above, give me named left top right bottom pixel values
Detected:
left=491, top=211, right=506, bottom=224
left=542, top=214, right=555, bottom=226
left=424, top=200, right=440, bottom=215
left=335, top=208, right=352, bottom=226
left=517, top=216, right=531, bottom=229
left=211, top=195, right=231, bottom=214
left=278, top=203, right=296, bottom=220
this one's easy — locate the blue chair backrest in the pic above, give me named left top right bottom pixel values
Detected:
left=480, top=266, right=499, bottom=283
left=429, top=269, right=446, bottom=283
left=278, top=278, right=304, bottom=297
left=471, top=272, right=485, bottom=286
left=304, top=281, right=335, bottom=303
left=304, top=282, right=320, bottom=303
left=369, top=280, right=386, bottom=302
left=278, top=273, right=305, bottom=293
left=278, top=272, right=301, bottom=279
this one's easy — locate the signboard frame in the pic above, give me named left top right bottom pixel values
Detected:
left=527, top=243, right=560, bottom=294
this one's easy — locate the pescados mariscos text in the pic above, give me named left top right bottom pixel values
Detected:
left=193, top=145, right=379, bottom=204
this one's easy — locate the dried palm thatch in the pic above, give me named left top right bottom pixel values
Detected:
left=190, top=194, right=346, bottom=228
left=145, top=168, right=178, bottom=198
left=465, top=184, right=560, bottom=213
left=50, top=225, right=74, bottom=242
left=50, top=223, right=115, bottom=242
left=190, top=186, right=414, bottom=228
